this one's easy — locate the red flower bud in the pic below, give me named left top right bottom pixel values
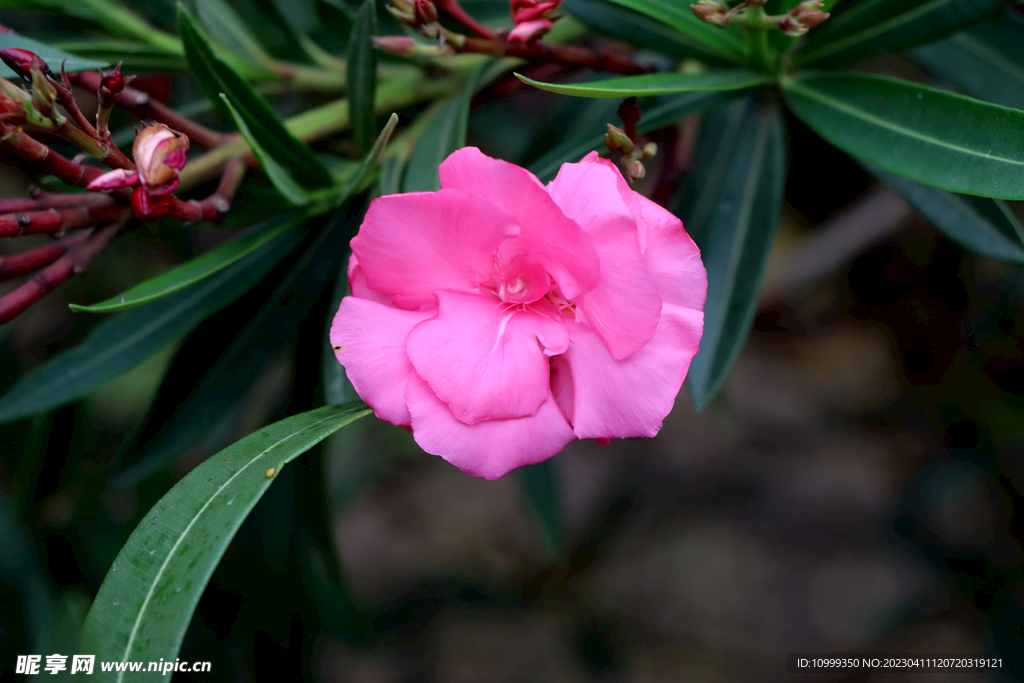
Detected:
left=0, top=48, right=51, bottom=84
left=131, top=186, right=172, bottom=220
left=100, top=64, right=126, bottom=98
left=414, top=0, right=438, bottom=25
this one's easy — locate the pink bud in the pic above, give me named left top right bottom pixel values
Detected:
left=132, top=123, right=189, bottom=195
left=507, top=17, right=552, bottom=42
left=797, top=10, right=829, bottom=27
left=132, top=186, right=172, bottom=220
left=86, top=168, right=140, bottom=191
left=413, top=0, right=438, bottom=25
left=624, top=158, right=645, bottom=181
left=372, top=36, right=417, bottom=57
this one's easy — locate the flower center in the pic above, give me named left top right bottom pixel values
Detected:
left=497, top=254, right=549, bottom=305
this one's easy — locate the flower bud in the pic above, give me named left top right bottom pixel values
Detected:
left=690, top=0, right=729, bottom=27
left=796, top=9, right=829, bottom=27
left=511, top=0, right=559, bottom=23
left=641, top=142, right=658, bottom=160
left=0, top=48, right=52, bottom=84
left=507, top=18, right=552, bottom=42
left=386, top=4, right=419, bottom=27
left=30, top=67, right=57, bottom=120
left=133, top=123, right=190, bottom=196
left=778, top=15, right=806, bottom=36
left=131, top=186, right=172, bottom=220
left=624, top=158, right=645, bottom=181
left=414, top=0, right=438, bottom=25
left=373, top=36, right=418, bottom=57
left=604, top=124, right=634, bottom=154
left=99, top=64, right=126, bottom=100
left=0, top=78, right=29, bottom=117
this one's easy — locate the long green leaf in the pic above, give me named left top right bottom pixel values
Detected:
left=911, top=16, right=1024, bottom=110
left=190, top=0, right=275, bottom=68
left=70, top=218, right=299, bottom=313
left=178, top=5, right=332, bottom=188
left=599, top=0, right=748, bottom=62
left=871, top=165, right=1024, bottom=263
left=80, top=403, right=371, bottom=681
left=0, top=34, right=106, bottom=78
left=0, top=219, right=304, bottom=424
left=796, top=0, right=1011, bottom=68
left=517, top=70, right=772, bottom=98
left=518, top=460, right=566, bottom=558
left=528, top=89, right=740, bottom=182
left=781, top=73, right=1024, bottom=200
left=564, top=0, right=747, bottom=66
left=402, top=65, right=484, bottom=192
left=683, top=97, right=785, bottom=410
left=347, top=0, right=377, bottom=154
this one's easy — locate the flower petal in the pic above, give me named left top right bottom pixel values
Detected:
left=406, top=374, right=576, bottom=479
left=559, top=303, right=704, bottom=439
left=577, top=152, right=706, bottom=311
left=548, top=156, right=662, bottom=359
left=508, top=18, right=552, bottom=41
left=351, top=189, right=519, bottom=309
left=406, top=290, right=568, bottom=425
left=86, top=168, right=139, bottom=191
left=438, top=147, right=600, bottom=300
left=330, top=296, right=436, bottom=426
left=347, top=253, right=394, bottom=306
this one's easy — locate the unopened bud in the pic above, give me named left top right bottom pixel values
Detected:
left=100, top=64, right=126, bottom=98
left=605, top=124, right=634, bottom=154
left=624, top=158, right=645, bottom=181
left=386, top=4, right=419, bottom=27
left=0, top=48, right=51, bottom=84
left=690, top=1, right=729, bottom=27
left=778, top=15, right=806, bottom=36
left=0, top=78, right=29, bottom=116
left=414, top=0, right=438, bottom=24
left=30, top=67, right=57, bottom=120
left=507, top=18, right=552, bottom=42
left=131, top=186, right=172, bottom=220
left=791, top=0, right=823, bottom=13
left=372, top=36, right=417, bottom=57
left=796, top=10, right=829, bottom=27
left=641, top=142, right=657, bottom=160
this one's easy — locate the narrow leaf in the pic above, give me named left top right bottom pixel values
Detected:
left=797, top=0, right=1011, bottom=68
left=683, top=97, right=786, bottom=410
left=220, top=94, right=311, bottom=205
left=403, top=65, right=484, bottom=192
left=518, top=460, right=566, bottom=557
left=516, top=70, right=772, bottom=98
left=0, top=34, right=106, bottom=78
left=782, top=72, right=1024, bottom=200
left=598, top=0, right=748, bottom=62
left=347, top=0, right=377, bottom=154
left=190, top=0, right=275, bottom=68
left=322, top=261, right=357, bottom=406
left=0, top=219, right=304, bottom=424
left=70, top=217, right=299, bottom=313
left=871, top=165, right=1024, bottom=262
left=80, top=403, right=372, bottom=681
left=178, top=5, right=333, bottom=188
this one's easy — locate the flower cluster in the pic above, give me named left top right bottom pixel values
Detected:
left=509, top=0, right=562, bottom=42
left=331, top=148, right=706, bottom=479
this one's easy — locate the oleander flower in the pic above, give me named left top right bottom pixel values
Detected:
left=331, top=147, right=706, bottom=479
left=87, top=123, right=190, bottom=197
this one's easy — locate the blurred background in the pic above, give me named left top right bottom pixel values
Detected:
left=2, top=1, right=1024, bottom=681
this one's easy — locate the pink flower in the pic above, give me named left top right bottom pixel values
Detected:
left=87, top=123, right=189, bottom=196
left=508, top=0, right=560, bottom=41
left=331, top=148, right=706, bottom=479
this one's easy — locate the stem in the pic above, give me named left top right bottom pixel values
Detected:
left=745, top=6, right=773, bottom=72
left=0, top=205, right=126, bottom=237
left=0, top=231, right=91, bottom=281
left=0, top=191, right=115, bottom=213
left=0, top=121, right=109, bottom=189
left=163, top=158, right=246, bottom=222
left=435, top=0, right=496, bottom=39
left=460, top=37, right=648, bottom=75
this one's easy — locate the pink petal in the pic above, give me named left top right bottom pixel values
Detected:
left=548, top=156, right=661, bottom=359
left=406, top=374, right=576, bottom=479
left=438, top=147, right=600, bottom=300
left=406, top=291, right=568, bottom=425
left=559, top=303, right=704, bottom=440
left=330, top=296, right=435, bottom=426
left=351, top=189, right=519, bottom=309
left=508, top=18, right=552, bottom=41
left=347, top=254, right=394, bottom=306
left=86, top=168, right=139, bottom=191
left=577, top=152, right=706, bottom=311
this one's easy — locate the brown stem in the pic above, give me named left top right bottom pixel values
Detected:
left=0, top=218, right=125, bottom=325
left=161, top=158, right=246, bottom=223
left=0, top=191, right=115, bottom=213
left=0, top=230, right=91, bottom=281
left=461, top=36, right=649, bottom=75
left=435, top=0, right=496, bottom=39
left=71, top=71, right=224, bottom=149
left=0, top=205, right=126, bottom=237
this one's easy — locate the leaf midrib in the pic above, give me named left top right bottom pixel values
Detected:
left=784, top=77, right=1024, bottom=168
left=115, top=412, right=342, bottom=679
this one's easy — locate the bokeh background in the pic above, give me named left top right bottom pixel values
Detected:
left=2, top=1, right=1024, bottom=681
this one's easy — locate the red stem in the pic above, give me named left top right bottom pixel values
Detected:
left=0, top=219, right=124, bottom=325
left=71, top=71, right=224, bottom=149
left=461, top=37, right=649, bottom=75
left=162, top=158, right=246, bottom=222
left=0, top=191, right=115, bottom=214
left=435, top=0, right=496, bottom=39
left=0, top=205, right=126, bottom=237
left=0, top=230, right=90, bottom=281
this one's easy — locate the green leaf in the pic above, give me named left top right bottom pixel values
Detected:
left=517, top=460, right=566, bottom=558
left=80, top=403, right=372, bottom=680
left=528, top=89, right=741, bottom=182
left=112, top=210, right=355, bottom=486
left=797, top=0, right=1012, bottom=68
left=178, top=4, right=333, bottom=189
left=347, top=0, right=377, bottom=155
left=51, top=39, right=185, bottom=72
left=0, top=33, right=106, bottom=78
left=0, top=218, right=304, bottom=424
left=564, top=0, right=747, bottom=66
left=599, top=0, right=748, bottom=62
left=516, top=70, right=772, bottom=98
left=781, top=72, right=1024, bottom=200
left=911, top=16, right=1024, bottom=110
left=402, top=65, right=484, bottom=192
left=683, top=97, right=785, bottom=410
left=70, top=218, right=300, bottom=313
left=322, top=262, right=357, bottom=406
left=871, top=165, right=1024, bottom=263
left=220, top=94, right=311, bottom=205
left=0, top=490, right=54, bottom=653
left=189, top=0, right=275, bottom=68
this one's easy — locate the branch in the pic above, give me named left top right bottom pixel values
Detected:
left=435, top=0, right=497, bottom=39
left=71, top=71, right=225, bottom=149
left=0, top=218, right=125, bottom=325
left=0, top=205, right=126, bottom=237
left=0, top=230, right=90, bottom=281
left=460, top=36, right=649, bottom=75
left=0, top=190, right=115, bottom=214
